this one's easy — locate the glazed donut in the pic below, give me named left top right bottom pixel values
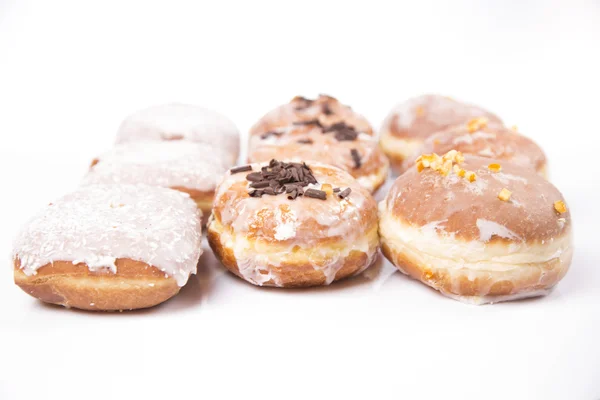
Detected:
left=115, top=103, right=240, bottom=164
left=249, top=94, right=373, bottom=137
left=379, top=150, right=573, bottom=304
left=12, top=184, right=203, bottom=311
left=207, top=160, right=379, bottom=287
left=379, top=94, right=502, bottom=172
left=83, top=140, right=230, bottom=216
left=248, top=123, right=389, bottom=193
left=400, top=119, right=547, bottom=176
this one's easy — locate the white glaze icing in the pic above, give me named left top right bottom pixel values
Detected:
left=116, top=103, right=240, bottom=164
left=13, top=184, right=203, bottom=286
left=82, top=141, right=230, bottom=192
left=476, top=219, right=523, bottom=243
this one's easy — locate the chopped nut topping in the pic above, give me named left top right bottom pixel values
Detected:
left=554, top=200, right=567, bottom=214
left=416, top=150, right=466, bottom=178
left=321, top=183, right=333, bottom=196
left=466, top=117, right=488, bottom=133
left=424, top=270, right=433, bottom=279
left=488, top=163, right=502, bottom=172
left=466, top=171, right=477, bottom=182
left=416, top=106, right=425, bottom=117
left=433, top=139, right=441, bottom=145
left=511, top=125, right=518, bottom=131
left=498, top=188, right=512, bottom=201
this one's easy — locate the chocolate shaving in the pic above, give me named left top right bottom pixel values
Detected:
left=230, top=165, right=252, bottom=174
left=292, top=119, right=322, bottom=128
left=322, top=122, right=359, bottom=141
left=244, top=159, right=320, bottom=199
left=338, top=188, right=352, bottom=199
left=350, top=149, right=361, bottom=169
left=333, top=187, right=341, bottom=193
left=261, top=130, right=284, bottom=140
left=297, top=138, right=313, bottom=144
left=292, top=96, right=314, bottom=110
left=249, top=181, right=270, bottom=189
left=246, top=172, right=263, bottom=182
left=304, top=188, right=327, bottom=200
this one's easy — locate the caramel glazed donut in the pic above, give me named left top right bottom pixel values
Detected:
left=84, top=140, right=230, bottom=217
left=400, top=117, right=547, bottom=176
left=207, top=160, right=379, bottom=287
left=12, top=184, right=203, bottom=311
left=115, top=102, right=240, bottom=165
left=249, top=94, right=374, bottom=137
left=248, top=121, right=389, bottom=193
left=379, top=94, right=502, bottom=172
left=379, top=150, right=573, bottom=304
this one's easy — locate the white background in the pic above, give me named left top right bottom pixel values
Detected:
left=1, top=1, right=599, bottom=399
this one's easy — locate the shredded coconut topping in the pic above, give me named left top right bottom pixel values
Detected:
left=13, top=184, right=203, bottom=286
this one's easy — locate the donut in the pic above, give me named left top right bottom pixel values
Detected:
left=248, top=123, right=389, bottom=193
left=249, top=94, right=373, bottom=137
left=83, top=140, right=229, bottom=216
left=12, top=184, right=203, bottom=311
left=379, top=94, right=502, bottom=172
left=207, top=160, right=379, bottom=287
left=115, top=103, right=240, bottom=164
left=379, top=150, right=573, bottom=304
left=400, top=119, right=547, bottom=175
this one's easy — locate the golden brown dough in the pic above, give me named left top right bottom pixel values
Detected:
left=14, top=258, right=180, bottom=311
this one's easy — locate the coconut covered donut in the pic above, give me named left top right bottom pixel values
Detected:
left=248, top=122, right=389, bottom=193
left=379, top=94, right=502, bottom=172
left=115, top=103, right=240, bottom=164
left=249, top=94, right=373, bottom=137
left=13, top=184, right=203, bottom=311
left=400, top=119, right=547, bottom=175
left=83, top=141, right=230, bottom=216
left=379, top=151, right=573, bottom=304
left=207, top=160, right=379, bottom=287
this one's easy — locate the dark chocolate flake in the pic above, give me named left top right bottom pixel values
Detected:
left=338, top=188, right=352, bottom=199
left=350, top=148, right=362, bottom=169
left=230, top=165, right=252, bottom=174
left=333, top=187, right=341, bottom=193
left=260, top=130, right=284, bottom=140
left=297, top=138, right=314, bottom=144
left=292, top=119, right=322, bottom=128
left=250, top=181, right=270, bottom=189
left=304, top=188, right=327, bottom=200
left=246, top=172, right=263, bottom=182
left=244, top=159, right=320, bottom=200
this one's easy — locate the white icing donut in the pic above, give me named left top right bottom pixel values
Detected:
left=115, top=103, right=240, bottom=165
left=83, top=141, right=230, bottom=193
left=13, top=184, right=203, bottom=287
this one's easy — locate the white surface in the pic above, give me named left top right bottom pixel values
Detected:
left=1, top=1, right=599, bottom=400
